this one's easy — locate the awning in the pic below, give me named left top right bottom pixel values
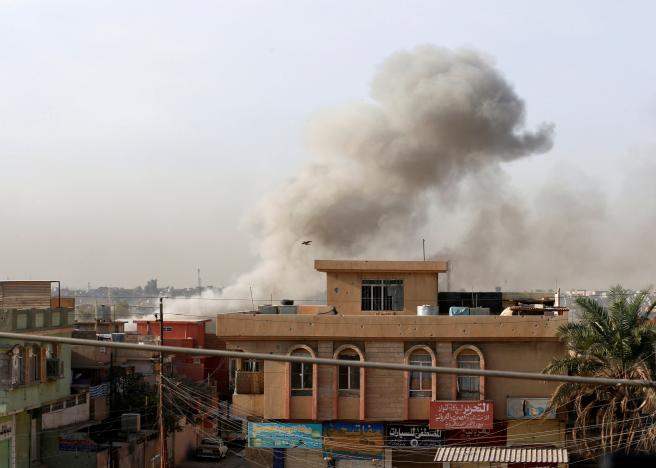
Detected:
left=434, top=446, right=568, bottom=464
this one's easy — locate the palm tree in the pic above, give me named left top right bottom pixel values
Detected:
left=544, top=285, right=656, bottom=458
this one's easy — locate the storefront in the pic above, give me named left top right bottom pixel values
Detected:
left=0, top=416, right=14, bottom=467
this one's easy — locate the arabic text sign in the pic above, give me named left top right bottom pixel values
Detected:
left=323, top=422, right=384, bottom=460
left=506, top=398, right=555, bottom=419
left=248, top=423, right=322, bottom=449
left=430, top=400, right=494, bottom=430
left=385, top=424, right=442, bottom=447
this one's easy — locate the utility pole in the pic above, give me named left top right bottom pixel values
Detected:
left=158, top=297, right=167, bottom=468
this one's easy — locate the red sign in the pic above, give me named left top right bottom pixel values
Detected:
left=430, top=401, right=494, bottom=430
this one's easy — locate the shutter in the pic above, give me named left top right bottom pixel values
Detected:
left=391, top=284, right=404, bottom=311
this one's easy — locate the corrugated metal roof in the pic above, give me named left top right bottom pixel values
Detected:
left=434, top=446, right=568, bottom=463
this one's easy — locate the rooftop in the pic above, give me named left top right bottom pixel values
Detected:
left=314, top=259, right=448, bottom=273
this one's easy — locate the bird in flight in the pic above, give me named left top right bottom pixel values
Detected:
left=301, top=240, right=312, bottom=245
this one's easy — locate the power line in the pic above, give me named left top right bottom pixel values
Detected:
left=0, top=331, right=654, bottom=388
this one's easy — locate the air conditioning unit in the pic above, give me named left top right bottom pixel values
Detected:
left=46, top=358, right=63, bottom=380
left=121, top=413, right=141, bottom=433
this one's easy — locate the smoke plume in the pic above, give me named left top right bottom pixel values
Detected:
left=216, top=46, right=555, bottom=307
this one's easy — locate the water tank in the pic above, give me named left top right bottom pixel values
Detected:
left=417, top=305, right=439, bottom=316
left=121, top=413, right=141, bottom=432
left=257, top=305, right=278, bottom=314
left=96, top=305, right=111, bottom=321
left=278, top=305, right=298, bottom=315
left=470, top=307, right=490, bottom=316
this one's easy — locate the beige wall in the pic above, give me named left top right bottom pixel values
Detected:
left=326, top=271, right=438, bottom=315
left=227, top=338, right=564, bottom=424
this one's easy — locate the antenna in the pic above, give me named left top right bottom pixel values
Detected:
left=422, top=239, right=426, bottom=261
left=197, top=268, right=202, bottom=292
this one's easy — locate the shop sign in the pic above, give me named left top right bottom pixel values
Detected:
left=0, top=420, right=12, bottom=441
left=385, top=424, right=442, bottom=447
left=506, top=398, right=555, bottom=419
left=58, top=433, right=98, bottom=452
left=247, top=423, right=322, bottom=449
left=323, top=422, right=384, bottom=460
left=430, top=400, right=494, bottom=430
left=446, top=421, right=507, bottom=446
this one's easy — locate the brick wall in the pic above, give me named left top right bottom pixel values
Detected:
left=364, top=341, right=404, bottom=419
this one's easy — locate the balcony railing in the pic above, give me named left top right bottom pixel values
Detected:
left=235, top=371, right=263, bottom=394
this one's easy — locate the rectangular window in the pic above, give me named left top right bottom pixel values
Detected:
left=163, top=326, right=173, bottom=332
left=31, top=347, right=41, bottom=383
left=409, top=353, right=432, bottom=398
left=35, top=313, right=44, bottom=328
left=361, top=280, right=404, bottom=311
left=16, top=314, right=28, bottom=330
left=457, top=354, right=481, bottom=400
left=51, top=311, right=61, bottom=327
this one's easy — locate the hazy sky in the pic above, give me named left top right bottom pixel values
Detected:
left=2, top=1, right=656, bottom=289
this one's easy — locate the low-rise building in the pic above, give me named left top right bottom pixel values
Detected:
left=0, top=281, right=79, bottom=467
left=216, top=260, right=568, bottom=468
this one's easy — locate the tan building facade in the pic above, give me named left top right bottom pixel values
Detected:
left=216, top=261, right=568, bottom=468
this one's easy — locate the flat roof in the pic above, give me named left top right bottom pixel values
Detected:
left=315, top=259, right=448, bottom=273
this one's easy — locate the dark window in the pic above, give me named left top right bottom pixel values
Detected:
left=290, top=350, right=312, bottom=396
left=163, top=326, right=173, bottom=332
left=338, top=351, right=361, bottom=393
left=457, top=353, right=481, bottom=400
left=409, top=352, right=432, bottom=398
left=31, top=346, right=41, bottom=383
left=361, top=280, right=404, bottom=311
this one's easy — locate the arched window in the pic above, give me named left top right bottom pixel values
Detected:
left=408, top=350, right=432, bottom=398
left=290, top=349, right=313, bottom=396
left=455, top=348, right=483, bottom=400
left=338, top=349, right=361, bottom=393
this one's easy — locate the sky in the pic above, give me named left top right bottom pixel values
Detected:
left=1, top=0, right=656, bottom=289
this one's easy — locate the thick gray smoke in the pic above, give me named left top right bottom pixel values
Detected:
left=216, top=46, right=555, bottom=307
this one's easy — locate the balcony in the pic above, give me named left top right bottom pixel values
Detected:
left=235, top=371, right=263, bottom=395
left=42, top=393, right=90, bottom=429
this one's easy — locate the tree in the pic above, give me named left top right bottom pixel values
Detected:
left=544, top=286, right=656, bottom=458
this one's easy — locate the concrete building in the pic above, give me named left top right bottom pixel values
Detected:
left=216, top=260, right=568, bottom=468
left=0, top=281, right=81, bottom=468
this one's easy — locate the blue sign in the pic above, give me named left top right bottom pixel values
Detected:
left=248, top=423, right=323, bottom=449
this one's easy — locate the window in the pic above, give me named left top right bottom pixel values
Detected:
left=290, top=350, right=312, bottom=396
left=31, top=346, right=41, bottom=383
left=163, top=326, right=173, bottom=332
left=361, top=280, right=404, bottom=311
left=457, top=353, right=481, bottom=400
left=409, top=352, right=432, bottom=398
left=11, top=346, right=24, bottom=386
left=16, top=314, right=28, bottom=330
left=338, top=350, right=360, bottom=393
left=35, top=313, right=44, bottom=328
left=51, top=311, right=61, bottom=327
left=242, top=359, right=262, bottom=372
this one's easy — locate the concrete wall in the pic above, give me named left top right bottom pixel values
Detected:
left=42, top=396, right=89, bottom=429
left=225, top=338, right=564, bottom=424
left=326, top=271, right=438, bottom=315
left=173, top=420, right=198, bottom=464
left=216, top=314, right=566, bottom=342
